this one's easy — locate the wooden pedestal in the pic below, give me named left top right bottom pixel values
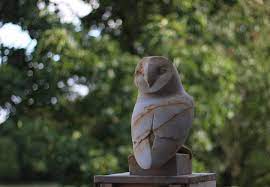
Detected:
left=94, top=172, right=216, bottom=187
left=129, top=153, right=191, bottom=176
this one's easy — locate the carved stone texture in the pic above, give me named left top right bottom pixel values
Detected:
left=128, top=153, right=192, bottom=176
left=132, top=56, right=194, bottom=170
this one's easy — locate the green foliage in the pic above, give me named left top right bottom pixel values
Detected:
left=1, top=0, right=270, bottom=186
left=0, top=137, right=19, bottom=180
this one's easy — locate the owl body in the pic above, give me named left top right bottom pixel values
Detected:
left=132, top=93, right=193, bottom=169
left=132, top=56, right=194, bottom=170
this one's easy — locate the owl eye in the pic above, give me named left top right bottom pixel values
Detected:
left=159, top=66, right=167, bottom=74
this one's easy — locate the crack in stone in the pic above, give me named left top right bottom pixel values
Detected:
left=153, top=107, right=193, bottom=132
left=133, top=107, right=192, bottom=149
left=132, top=101, right=191, bottom=126
left=149, top=113, right=155, bottom=147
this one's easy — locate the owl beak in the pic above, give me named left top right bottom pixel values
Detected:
left=144, top=63, right=155, bottom=87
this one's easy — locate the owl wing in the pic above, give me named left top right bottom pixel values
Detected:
left=131, top=101, right=154, bottom=169
left=131, top=94, right=194, bottom=169
left=151, top=98, right=193, bottom=168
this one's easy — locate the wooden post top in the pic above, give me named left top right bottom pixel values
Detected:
left=94, top=172, right=216, bottom=185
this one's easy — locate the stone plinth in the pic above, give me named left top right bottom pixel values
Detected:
left=94, top=172, right=216, bottom=187
left=128, top=153, right=192, bottom=176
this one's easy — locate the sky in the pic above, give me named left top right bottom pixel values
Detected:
left=0, top=0, right=98, bottom=53
left=0, top=23, right=37, bottom=54
left=0, top=0, right=99, bottom=124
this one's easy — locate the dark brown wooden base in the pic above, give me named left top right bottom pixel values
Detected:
left=128, top=154, right=192, bottom=176
left=94, top=172, right=216, bottom=187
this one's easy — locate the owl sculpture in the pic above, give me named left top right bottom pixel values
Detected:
left=131, top=56, right=194, bottom=170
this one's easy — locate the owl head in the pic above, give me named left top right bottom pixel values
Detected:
left=134, top=56, right=183, bottom=95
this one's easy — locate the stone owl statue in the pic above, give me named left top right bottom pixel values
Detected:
left=131, top=56, right=194, bottom=170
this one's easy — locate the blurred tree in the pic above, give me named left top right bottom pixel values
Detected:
left=0, top=0, right=270, bottom=186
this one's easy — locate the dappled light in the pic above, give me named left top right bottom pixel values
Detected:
left=0, top=0, right=270, bottom=186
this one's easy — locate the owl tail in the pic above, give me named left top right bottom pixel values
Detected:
left=178, top=145, right=192, bottom=159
